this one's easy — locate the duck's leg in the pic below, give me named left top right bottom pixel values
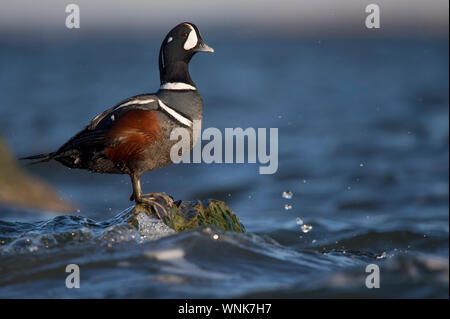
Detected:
left=129, top=173, right=143, bottom=202
left=129, top=173, right=172, bottom=220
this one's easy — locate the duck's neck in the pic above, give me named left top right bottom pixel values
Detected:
left=159, top=59, right=196, bottom=88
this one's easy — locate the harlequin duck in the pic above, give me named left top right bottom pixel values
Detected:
left=21, top=22, right=213, bottom=215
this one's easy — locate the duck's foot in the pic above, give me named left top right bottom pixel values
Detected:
left=136, top=192, right=174, bottom=220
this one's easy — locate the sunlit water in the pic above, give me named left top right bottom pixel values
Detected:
left=0, top=35, right=448, bottom=298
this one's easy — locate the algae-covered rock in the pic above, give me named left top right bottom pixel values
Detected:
left=124, top=194, right=245, bottom=233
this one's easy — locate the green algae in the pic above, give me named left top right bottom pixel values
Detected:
left=126, top=195, right=245, bottom=233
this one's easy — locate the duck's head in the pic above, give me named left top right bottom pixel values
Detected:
left=159, top=22, right=213, bottom=88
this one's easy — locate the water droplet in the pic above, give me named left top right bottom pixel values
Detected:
left=301, top=224, right=312, bottom=233
left=302, top=179, right=307, bottom=184
left=212, top=234, right=219, bottom=240
left=29, top=246, right=38, bottom=252
left=282, top=191, right=293, bottom=199
left=312, top=239, right=316, bottom=243
left=376, top=252, right=387, bottom=259
left=347, top=186, right=352, bottom=190
left=76, top=209, right=81, bottom=213
left=296, top=217, right=304, bottom=225
left=284, top=204, right=292, bottom=210
left=359, top=163, right=364, bottom=167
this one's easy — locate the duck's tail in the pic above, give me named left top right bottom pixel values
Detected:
left=19, top=152, right=56, bottom=165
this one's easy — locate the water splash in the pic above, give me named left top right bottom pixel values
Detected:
left=0, top=209, right=174, bottom=254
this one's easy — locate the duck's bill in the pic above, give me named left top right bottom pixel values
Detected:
left=195, top=41, right=214, bottom=53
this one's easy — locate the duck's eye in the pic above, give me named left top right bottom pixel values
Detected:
left=182, top=31, right=188, bottom=37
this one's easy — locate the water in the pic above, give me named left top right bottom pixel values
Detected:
left=0, top=35, right=448, bottom=298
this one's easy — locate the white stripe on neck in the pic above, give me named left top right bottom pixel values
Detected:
left=160, top=82, right=196, bottom=91
left=157, top=99, right=193, bottom=127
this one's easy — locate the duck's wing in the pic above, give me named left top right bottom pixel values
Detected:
left=56, top=94, right=159, bottom=154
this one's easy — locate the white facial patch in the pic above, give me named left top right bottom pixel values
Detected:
left=183, top=28, right=198, bottom=50
left=167, top=36, right=173, bottom=43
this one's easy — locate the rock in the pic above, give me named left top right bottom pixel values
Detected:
left=0, top=137, right=74, bottom=213
left=123, top=194, right=246, bottom=233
